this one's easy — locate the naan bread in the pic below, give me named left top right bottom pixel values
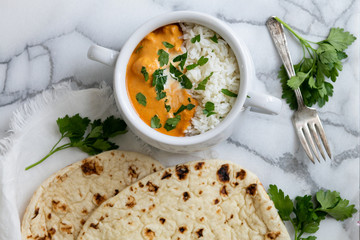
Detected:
left=78, top=160, right=290, bottom=240
left=21, top=150, right=164, bottom=240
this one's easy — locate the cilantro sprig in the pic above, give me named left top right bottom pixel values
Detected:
left=268, top=185, right=357, bottom=240
left=25, top=114, right=127, bottom=170
left=275, top=17, right=356, bottom=110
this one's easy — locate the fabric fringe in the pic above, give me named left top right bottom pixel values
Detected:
left=0, top=81, right=113, bottom=156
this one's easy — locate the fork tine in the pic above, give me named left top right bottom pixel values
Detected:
left=296, top=127, right=315, bottom=164
left=308, top=123, right=326, bottom=160
left=315, top=121, right=332, bottom=159
left=302, top=125, right=320, bottom=162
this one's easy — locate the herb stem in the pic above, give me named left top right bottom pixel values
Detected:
left=274, top=17, right=310, bottom=43
left=25, top=144, right=72, bottom=170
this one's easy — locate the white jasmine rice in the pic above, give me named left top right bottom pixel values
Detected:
left=180, top=23, right=240, bottom=135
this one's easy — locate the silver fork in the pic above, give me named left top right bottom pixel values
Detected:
left=266, top=16, right=331, bottom=163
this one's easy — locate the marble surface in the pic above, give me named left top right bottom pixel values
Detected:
left=0, top=0, right=359, bottom=239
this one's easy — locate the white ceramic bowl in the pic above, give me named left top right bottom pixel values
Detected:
left=88, top=11, right=282, bottom=152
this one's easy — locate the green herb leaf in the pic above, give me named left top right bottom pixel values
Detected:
left=157, top=49, right=169, bottom=67
left=150, top=115, right=162, bottom=128
left=141, top=66, right=149, bottom=81
left=152, top=69, right=167, bottom=100
left=174, top=104, right=195, bottom=115
left=324, top=27, right=357, bottom=51
left=316, top=190, right=357, bottom=221
left=203, top=101, right=216, bottom=117
left=195, top=72, right=213, bottom=90
left=197, top=56, right=208, bottom=66
left=179, top=74, right=193, bottom=89
left=165, top=103, right=171, bottom=112
left=164, top=115, right=181, bottom=131
left=191, top=34, right=200, bottom=43
left=169, top=63, right=183, bottom=78
left=173, top=52, right=187, bottom=70
left=268, top=185, right=293, bottom=221
left=136, top=92, right=147, bottom=106
left=25, top=114, right=127, bottom=170
left=135, top=45, right=143, bottom=53
left=210, top=34, right=218, bottom=43
left=162, top=41, right=174, bottom=48
left=221, top=89, right=238, bottom=97
left=186, top=63, right=198, bottom=70
left=287, top=72, right=309, bottom=89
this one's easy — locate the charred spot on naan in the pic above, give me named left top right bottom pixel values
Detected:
left=179, top=226, right=187, bottom=233
left=128, top=165, right=139, bottom=179
left=217, top=164, right=230, bottom=183
left=183, top=192, right=190, bottom=201
left=220, top=185, right=228, bottom=196
left=161, top=170, right=172, bottom=180
left=175, top=164, right=189, bottom=180
left=59, top=222, right=73, bottom=234
left=159, top=217, right=166, bottom=224
left=125, top=195, right=136, bottom=208
left=246, top=183, right=257, bottom=196
left=144, top=228, right=156, bottom=240
left=93, top=193, right=107, bottom=206
left=81, top=159, right=103, bottom=175
left=146, top=181, right=159, bottom=193
left=236, top=169, right=246, bottom=180
left=194, top=162, right=205, bottom=170
left=51, top=200, right=67, bottom=213
left=265, top=231, right=281, bottom=239
left=195, top=228, right=204, bottom=238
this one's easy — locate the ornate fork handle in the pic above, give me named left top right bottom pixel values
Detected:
left=266, top=17, right=305, bottom=109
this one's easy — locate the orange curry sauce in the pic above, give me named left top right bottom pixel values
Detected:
left=126, top=24, right=197, bottom=137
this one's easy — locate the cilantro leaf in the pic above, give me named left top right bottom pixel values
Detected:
left=191, top=34, right=200, bottom=43
left=287, top=72, right=309, bottom=89
left=141, top=66, right=149, bottom=81
left=25, top=114, right=127, bottom=170
left=165, top=103, right=171, bottom=112
left=324, top=27, right=357, bottom=51
left=162, top=41, right=174, bottom=49
left=221, top=89, right=238, bottom=97
left=195, top=72, right=213, bottom=90
left=135, top=45, right=143, bottom=53
left=174, top=104, right=195, bottom=115
left=152, top=69, right=167, bottom=100
left=173, top=52, right=187, bottom=70
left=157, top=49, right=169, bottom=67
left=197, top=56, right=208, bottom=66
left=210, top=34, right=218, bottom=43
left=268, top=185, right=293, bottom=221
left=164, top=115, right=181, bottom=131
left=150, top=115, right=162, bottom=128
left=179, top=74, right=193, bottom=89
left=186, top=63, right=198, bottom=70
left=203, top=101, right=216, bottom=117
left=316, top=190, right=357, bottom=221
left=136, top=92, right=147, bottom=106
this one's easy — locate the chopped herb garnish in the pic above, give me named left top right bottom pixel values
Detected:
left=186, top=63, right=198, bottom=70
left=179, top=74, right=193, bottom=89
left=203, top=101, right=216, bottom=117
left=195, top=72, right=213, bottom=90
left=141, top=66, right=149, bottom=81
left=186, top=56, right=209, bottom=70
left=136, top=92, right=147, bottom=106
left=210, top=34, right=218, bottom=43
left=164, top=115, right=181, bottom=131
left=173, top=52, right=187, bottom=70
left=247, top=95, right=251, bottom=98
left=170, top=63, right=183, bottom=78
left=135, top=46, right=143, bottom=53
left=169, top=64, right=193, bottom=89
left=157, top=49, right=169, bottom=67
left=174, top=104, right=195, bottom=115
left=221, top=89, right=238, bottom=97
left=197, top=56, right=208, bottom=66
left=187, top=97, right=191, bottom=102
left=152, top=69, right=167, bottom=100
left=191, top=34, right=200, bottom=43
left=150, top=115, right=162, bottom=128
left=162, top=41, right=174, bottom=49
left=165, top=103, right=171, bottom=112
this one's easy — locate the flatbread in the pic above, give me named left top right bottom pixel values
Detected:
left=77, top=160, right=290, bottom=240
left=21, top=150, right=164, bottom=240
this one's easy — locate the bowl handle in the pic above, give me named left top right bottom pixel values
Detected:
left=87, top=44, right=119, bottom=67
left=244, top=91, right=282, bottom=115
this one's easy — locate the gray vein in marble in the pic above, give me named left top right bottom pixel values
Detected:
left=226, top=137, right=320, bottom=190
left=282, top=0, right=322, bottom=23
left=333, top=145, right=360, bottom=166
left=322, top=118, right=360, bottom=137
